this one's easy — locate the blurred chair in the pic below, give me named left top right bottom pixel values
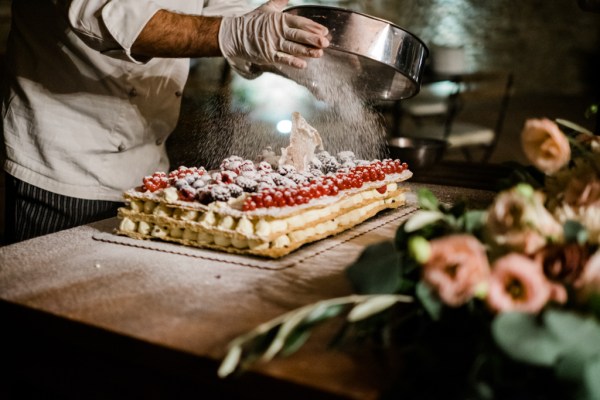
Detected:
left=402, top=71, right=514, bottom=162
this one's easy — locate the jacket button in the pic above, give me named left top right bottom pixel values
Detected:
left=129, top=88, right=137, bottom=97
left=118, top=144, right=126, bottom=152
left=175, top=90, right=183, bottom=97
left=155, top=138, right=164, bottom=145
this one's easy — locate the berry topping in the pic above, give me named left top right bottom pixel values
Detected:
left=210, top=185, right=231, bottom=202
left=235, top=176, right=259, bottom=192
left=277, top=164, right=296, bottom=176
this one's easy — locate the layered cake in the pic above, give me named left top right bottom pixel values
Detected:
left=116, top=113, right=412, bottom=258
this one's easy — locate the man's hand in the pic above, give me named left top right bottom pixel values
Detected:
left=219, top=0, right=330, bottom=71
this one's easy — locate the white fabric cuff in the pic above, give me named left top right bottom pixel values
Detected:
left=101, top=0, right=163, bottom=64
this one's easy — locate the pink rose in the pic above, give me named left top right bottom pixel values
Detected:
left=422, top=234, right=490, bottom=307
left=575, top=250, right=600, bottom=299
left=521, top=118, right=571, bottom=175
left=486, top=253, right=567, bottom=314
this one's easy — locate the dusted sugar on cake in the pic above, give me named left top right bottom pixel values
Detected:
left=115, top=114, right=413, bottom=258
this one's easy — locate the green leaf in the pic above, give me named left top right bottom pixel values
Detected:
left=563, top=220, right=588, bottom=244
left=588, top=294, right=600, bottom=319
left=492, top=312, right=562, bottom=366
left=417, top=188, right=439, bottom=211
left=583, top=357, right=600, bottom=400
left=281, top=329, right=312, bottom=357
left=416, top=281, right=442, bottom=321
left=493, top=309, right=600, bottom=370
left=346, top=241, right=401, bottom=294
left=218, top=344, right=242, bottom=378
left=460, top=210, right=488, bottom=234
left=347, top=295, right=407, bottom=322
left=301, top=303, right=345, bottom=327
left=404, top=210, right=445, bottom=233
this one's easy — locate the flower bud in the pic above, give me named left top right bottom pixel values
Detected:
left=408, top=235, right=431, bottom=264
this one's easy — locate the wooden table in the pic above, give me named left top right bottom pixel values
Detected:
left=0, top=183, right=494, bottom=399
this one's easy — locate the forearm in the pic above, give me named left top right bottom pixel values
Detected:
left=131, top=10, right=222, bottom=58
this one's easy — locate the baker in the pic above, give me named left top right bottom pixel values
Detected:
left=1, top=0, right=329, bottom=243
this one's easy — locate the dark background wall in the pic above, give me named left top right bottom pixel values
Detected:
left=351, top=0, right=600, bottom=96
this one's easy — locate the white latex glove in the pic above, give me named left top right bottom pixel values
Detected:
left=219, top=0, right=330, bottom=79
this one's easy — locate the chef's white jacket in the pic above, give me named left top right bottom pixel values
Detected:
left=2, top=0, right=249, bottom=201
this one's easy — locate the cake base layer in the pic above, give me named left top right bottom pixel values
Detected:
left=116, top=189, right=408, bottom=258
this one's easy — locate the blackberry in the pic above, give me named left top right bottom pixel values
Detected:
left=276, top=176, right=297, bottom=189
left=196, top=188, right=213, bottom=205
left=184, top=174, right=197, bottom=185
left=316, top=151, right=332, bottom=163
left=175, top=179, right=189, bottom=190
left=257, top=174, right=276, bottom=187
left=308, top=158, right=323, bottom=171
left=210, top=184, right=231, bottom=202
left=337, top=151, right=356, bottom=163
left=235, top=176, right=259, bottom=192
left=241, top=170, right=260, bottom=180
left=309, top=168, right=324, bottom=177
left=277, top=164, right=296, bottom=176
left=322, top=157, right=340, bottom=174
left=192, top=179, right=207, bottom=189
left=227, top=184, right=244, bottom=198
left=289, top=173, right=308, bottom=185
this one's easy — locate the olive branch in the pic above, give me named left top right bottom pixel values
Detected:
left=218, top=294, right=413, bottom=378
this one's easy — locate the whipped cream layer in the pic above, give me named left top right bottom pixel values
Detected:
left=117, top=186, right=408, bottom=258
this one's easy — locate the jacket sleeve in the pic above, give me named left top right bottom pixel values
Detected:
left=59, top=0, right=165, bottom=63
left=202, top=0, right=253, bottom=17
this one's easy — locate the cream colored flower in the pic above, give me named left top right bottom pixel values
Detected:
left=486, top=184, right=562, bottom=254
left=422, top=234, right=490, bottom=307
left=521, top=118, right=571, bottom=175
left=575, top=250, right=600, bottom=299
left=486, top=253, right=567, bottom=314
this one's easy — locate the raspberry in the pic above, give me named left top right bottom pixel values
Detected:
left=178, top=186, right=197, bottom=201
left=239, top=160, right=256, bottom=173
left=257, top=161, right=272, bottom=172
left=221, top=170, right=238, bottom=184
left=143, top=173, right=169, bottom=192
left=376, top=185, right=387, bottom=194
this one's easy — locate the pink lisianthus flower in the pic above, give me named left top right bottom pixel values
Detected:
left=521, top=118, right=571, bottom=175
left=486, top=253, right=567, bottom=314
left=422, top=234, right=490, bottom=307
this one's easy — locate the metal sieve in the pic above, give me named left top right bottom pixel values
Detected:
left=278, top=5, right=429, bottom=101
